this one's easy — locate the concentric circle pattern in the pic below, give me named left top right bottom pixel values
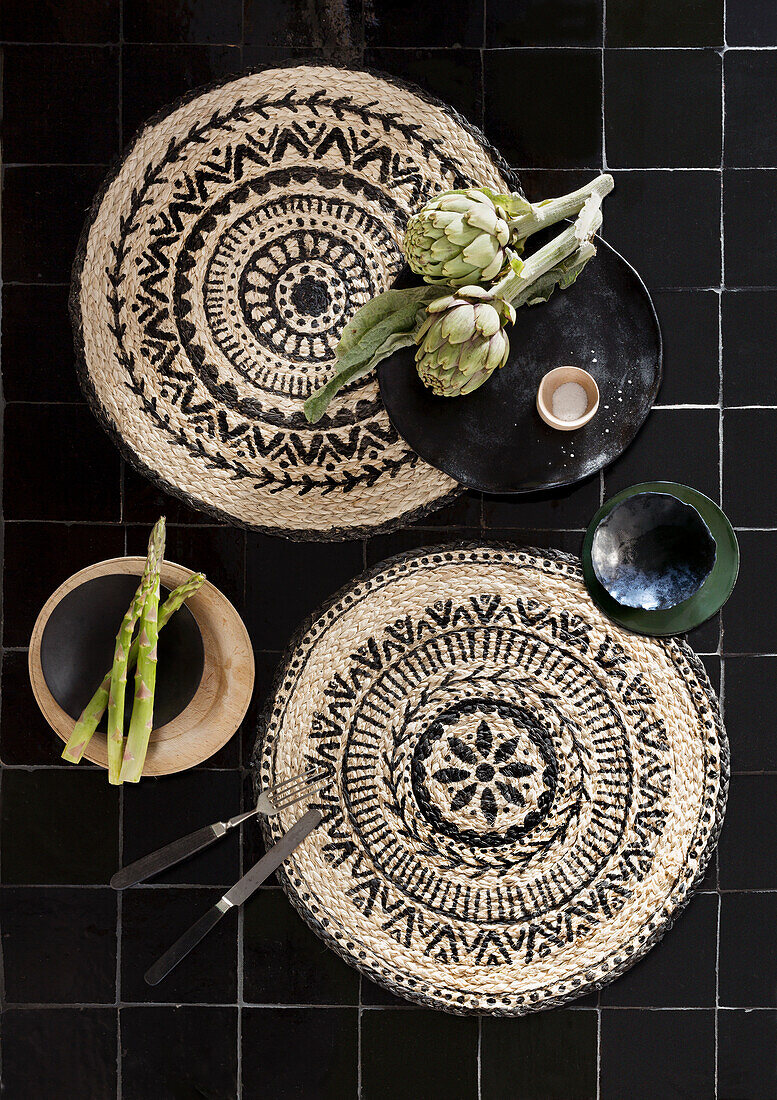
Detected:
left=73, top=66, right=516, bottom=538
left=256, top=545, right=728, bottom=1014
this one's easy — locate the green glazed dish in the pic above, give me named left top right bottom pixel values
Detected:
left=582, top=481, right=739, bottom=637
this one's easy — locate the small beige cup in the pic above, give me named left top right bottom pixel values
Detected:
left=537, top=366, right=600, bottom=431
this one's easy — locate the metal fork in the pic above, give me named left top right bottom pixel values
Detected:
left=110, top=766, right=330, bottom=890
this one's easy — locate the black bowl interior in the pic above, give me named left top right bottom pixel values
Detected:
left=40, top=573, right=205, bottom=733
left=591, top=492, right=717, bottom=611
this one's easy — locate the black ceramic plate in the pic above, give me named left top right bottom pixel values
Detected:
left=378, top=241, right=662, bottom=493
left=40, top=574, right=205, bottom=732
left=582, top=482, right=740, bottom=637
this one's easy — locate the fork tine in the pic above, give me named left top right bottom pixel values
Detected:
left=274, top=780, right=328, bottom=812
left=267, top=766, right=329, bottom=796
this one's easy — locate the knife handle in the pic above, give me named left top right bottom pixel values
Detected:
left=144, top=902, right=230, bottom=986
left=111, top=824, right=222, bottom=890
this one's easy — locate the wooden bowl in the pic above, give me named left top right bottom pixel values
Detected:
left=29, top=557, right=255, bottom=775
left=536, top=366, right=600, bottom=431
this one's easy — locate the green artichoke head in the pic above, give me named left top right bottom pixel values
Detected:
left=404, top=188, right=512, bottom=286
left=415, top=286, right=516, bottom=397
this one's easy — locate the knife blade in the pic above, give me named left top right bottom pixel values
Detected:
left=144, top=807, right=323, bottom=985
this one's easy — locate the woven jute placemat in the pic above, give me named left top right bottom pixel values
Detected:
left=71, top=64, right=518, bottom=539
left=254, top=544, right=728, bottom=1014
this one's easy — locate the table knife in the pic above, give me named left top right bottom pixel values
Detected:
left=144, top=807, right=323, bottom=985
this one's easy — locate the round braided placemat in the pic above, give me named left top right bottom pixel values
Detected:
left=254, top=544, right=728, bottom=1014
left=71, top=64, right=517, bottom=539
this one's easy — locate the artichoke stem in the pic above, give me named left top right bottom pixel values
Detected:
left=509, top=173, right=614, bottom=242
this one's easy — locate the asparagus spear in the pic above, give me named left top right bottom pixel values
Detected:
left=119, top=532, right=164, bottom=783
left=105, top=518, right=166, bottom=784
left=61, top=571, right=206, bottom=765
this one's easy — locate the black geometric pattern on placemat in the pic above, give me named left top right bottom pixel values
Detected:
left=253, top=544, right=728, bottom=1014
left=72, top=64, right=521, bottom=540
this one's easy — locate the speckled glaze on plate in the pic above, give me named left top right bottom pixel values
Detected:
left=582, top=482, right=740, bottom=637
left=378, top=240, right=662, bottom=494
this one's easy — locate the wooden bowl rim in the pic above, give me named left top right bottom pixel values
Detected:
left=536, top=365, right=600, bottom=431
left=29, top=557, right=255, bottom=776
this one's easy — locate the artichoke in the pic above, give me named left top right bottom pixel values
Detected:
left=415, top=286, right=516, bottom=397
left=404, top=189, right=512, bottom=286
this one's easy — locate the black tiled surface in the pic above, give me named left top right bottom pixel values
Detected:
left=484, top=49, right=602, bottom=169
left=486, top=0, right=602, bottom=47
left=605, top=0, right=723, bottom=46
left=0, top=1008, right=117, bottom=1099
left=651, top=291, right=720, bottom=406
left=719, top=892, right=777, bottom=1007
left=600, top=1009, right=715, bottom=1099
left=361, top=1009, right=479, bottom=1099
left=1, top=887, right=117, bottom=1003
left=718, top=1010, right=777, bottom=1099
left=2, top=45, right=119, bottom=163
left=605, top=49, right=722, bottom=168
left=1, top=2, right=775, bottom=1097
left=120, top=1006, right=238, bottom=1098
left=481, top=1010, right=598, bottom=1099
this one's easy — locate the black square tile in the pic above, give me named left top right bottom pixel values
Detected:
left=484, top=50, right=602, bottom=169
left=122, top=45, right=243, bottom=140
left=121, top=1006, right=238, bottom=1098
left=3, top=405, right=122, bottom=521
left=124, top=0, right=243, bottom=43
left=361, top=1009, right=478, bottom=1099
left=0, top=650, right=70, bottom=764
left=241, top=45, right=327, bottom=69
left=483, top=476, right=600, bottom=530
left=122, top=770, right=241, bottom=886
left=2, top=45, right=119, bottom=163
left=479, top=528, right=586, bottom=556
left=1, top=285, right=82, bottom=402
left=724, top=656, right=777, bottom=770
left=724, top=409, right=777, bottom=526
left=243, top=889, right=360, bottom=1004
left=652, top=291, right=720, bottom=406
left=2, top=165, right=106, bottom=282
left=725, top=51, right=777, bottom=167
left=720, top=892, right=777, bottom=1006
left=606, top=0, right=723, bottom=45
left=719, top=774, right=777, bottom=889
left=245, top=533, right=363, bottom=650
left=718, top=1009, right=777, bottom=1099
left=727, top=0, right=777, bottom=46
left=605, top=170, right=721, bottom=288
left=0, top=1008, right=117, bottom=1100
left=0, top=769, right=119, bottom=884
left=121, top=463, right=212, bottom=524
left=242, top=1008, right=358, bottom=1098
left=722, top=531, right=777, bottom=654
left=419, top=489, right=483, bottom=528
left=487, top=0, right=602, bottom=46
left=723, top=290, right=777, bottom=405
left=365, top=526, right=480, bottom=567
left=365, top=0, right=483, bottom=47
left=725, top=170, right=777, bottom=287
left=600, top=1009, right=714, bottom=1099
left=360, top=976, right=415, bottom=1006
left=685, top=612, right=721, bottom=656
left=599, top=893, right=718, bottom=1005
left=481, top=1010, right=598, bottom=1099
left=120, top=887, right=237, bottom=1004
left=0, top=0, right=119, bottom=42
left=605, top=49, right=721, bottom=168
left=2, top=522, right=125, bottom=648
left=363, top=48, right=484, bottom=128
left=0, top=887, right=116, bottom=1003
left=603, top=407, right=720, bottom=501
left=127, top=523, right=245, bottom=613
left=245, top=0, right=362, bottom=49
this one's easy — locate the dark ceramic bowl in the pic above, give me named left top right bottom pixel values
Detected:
left=590, top=492, right=717, bottom=611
